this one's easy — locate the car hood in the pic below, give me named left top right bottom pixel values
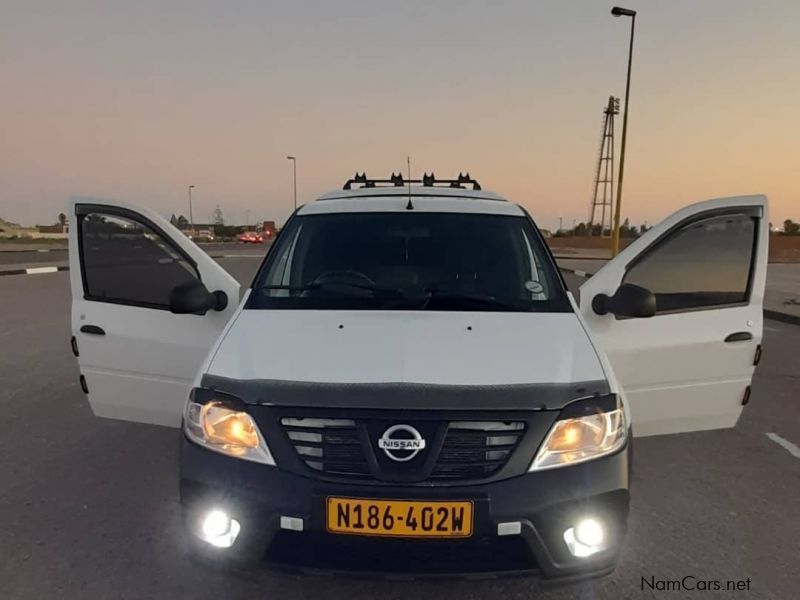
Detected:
left=203, top=310, right=608, bottom=409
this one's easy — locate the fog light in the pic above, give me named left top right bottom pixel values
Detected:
left=563, top=517, right=605, bottom=558
left=200, top=509, right=241, bottom=548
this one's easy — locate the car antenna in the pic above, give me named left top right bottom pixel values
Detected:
left=405, top=155, right=414, bottom=210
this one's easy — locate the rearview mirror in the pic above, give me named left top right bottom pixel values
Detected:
left=592, top=283, right=656, bottom=318
left=169, top=280, right=228, bottom=315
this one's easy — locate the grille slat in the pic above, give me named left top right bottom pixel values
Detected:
left=280, top=418, right=525, bottom=483
left=281, top=417, right=372, bottom=478
left=429, top=422, right=525, bottom=481
left=437, top=450, right=511, bottom=462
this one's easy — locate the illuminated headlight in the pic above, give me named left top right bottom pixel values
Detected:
left=529, top=408, right=626, bottom=471
left=184, top=401, right=275, bottom=465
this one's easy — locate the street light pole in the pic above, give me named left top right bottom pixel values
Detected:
left=286, top=156, right=297, bottom=210
left=610, top=6, right=636, bottom=257
left=188, top=185, right=196, bottom=238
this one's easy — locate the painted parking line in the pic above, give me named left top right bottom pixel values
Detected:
left=765, top=433, right=800, bottom=459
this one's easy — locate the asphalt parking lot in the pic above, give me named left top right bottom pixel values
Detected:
left=2, top=254, right=799, bottom=599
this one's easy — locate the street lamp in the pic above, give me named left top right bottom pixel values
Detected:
left=286, top=156, right=297, bottom=210
left=610, top=5, right=636, bottom=257
left=188, top=185, right=196, bottom=239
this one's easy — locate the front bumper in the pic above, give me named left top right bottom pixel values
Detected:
left=180, top=435, right=631, bottom=581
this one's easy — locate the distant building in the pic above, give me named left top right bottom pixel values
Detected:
left=37, top=223, right=68, bottom=234
left=0, top=217, right=67, bottom=239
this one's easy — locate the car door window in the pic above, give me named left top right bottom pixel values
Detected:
left=622, top=211, right=756, bottom=314
left=79, top=211, right=199, bottom=308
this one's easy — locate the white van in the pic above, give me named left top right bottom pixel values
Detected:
left=68, top=174, right=767, bottom=581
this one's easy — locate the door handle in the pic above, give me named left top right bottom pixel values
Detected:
left=80, top=325, right=106, bottom=336
left=725, top=331, right=752, bottom=343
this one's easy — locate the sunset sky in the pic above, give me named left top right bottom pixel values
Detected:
left=1, top=0, right=798, bottom=231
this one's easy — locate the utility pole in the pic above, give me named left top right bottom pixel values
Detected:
left=610, top=6, right=637, bottom=256
left=286, top=156, right=297, bottom=210
left=188, top=185, right=195, bottom=238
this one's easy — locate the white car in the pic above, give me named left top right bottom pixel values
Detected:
left=68, top=175, right=767, bottom=581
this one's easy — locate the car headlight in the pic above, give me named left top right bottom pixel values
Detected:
left=529, top=408, right=627, bottom=471
left=184, top=401, right=275, bottom=465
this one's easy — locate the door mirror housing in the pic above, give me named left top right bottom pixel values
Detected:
left=169, top=280, right=228, bottom=315
left=592, top=283, right=656, bottom=318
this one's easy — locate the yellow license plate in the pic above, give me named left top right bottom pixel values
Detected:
left=326, top=497, right=473, bottom=538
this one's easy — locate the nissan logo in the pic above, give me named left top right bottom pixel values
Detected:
left=378, top=424, right=426, bottom=462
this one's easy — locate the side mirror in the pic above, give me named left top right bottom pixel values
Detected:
left=592, top=283, right=656, bottom=318
left=169, top=280, right=228, bottom=315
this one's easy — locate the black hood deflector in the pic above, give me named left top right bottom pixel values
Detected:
left=199, top=374, right=610, bottom=411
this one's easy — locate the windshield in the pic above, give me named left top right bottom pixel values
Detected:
left=248, top=212, right=570, bottom=312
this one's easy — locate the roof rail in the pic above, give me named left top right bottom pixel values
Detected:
left=343, top=172, right=481, bottom=191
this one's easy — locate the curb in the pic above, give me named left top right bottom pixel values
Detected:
left=208, top=254, right=265, bottom=259
left=0, top=247, right=68, bottom=254
left=559, top=267, right=800, bottom=327
left=0, top=265, right=69, bottom=277
left=1, top=264, right=798, bottom=327
left=763, top=309, right=800, bottom=327
left=0, top=254, right=259, bottom=277
left=552, top=255, right=610, bottom=261
left=560, top=267, right=592, bottom=279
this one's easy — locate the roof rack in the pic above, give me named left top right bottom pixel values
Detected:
left=343, top=172, right=481, bottom=191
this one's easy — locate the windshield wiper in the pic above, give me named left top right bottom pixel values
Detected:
left=370, top=288, right=519, bottom=311
left=419, top=289, right=519, bottom=311
left=261, top=281, right=401, bottom=297
left=261, top=283, right=519, bottom=311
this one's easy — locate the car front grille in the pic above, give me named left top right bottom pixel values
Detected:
left=280, top=417, right=526, bottom=483
left=430, top=421, right=525, bottom=480
left=281, top=418, right=372, bottom=479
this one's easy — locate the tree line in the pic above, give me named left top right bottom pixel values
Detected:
left=780, top=219, right=800, bottom=235
left=555, top=218, right=800, bottom=237
left=40, top=213, right=800, bottom=237
left=554, top=218, right=649, bottom=238
left=168, top=211, right=255, bottom=238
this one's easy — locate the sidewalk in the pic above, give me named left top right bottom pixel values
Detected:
left=1, top=253, right=798, bottom=325
left=558, top=258, right=800, bottom=324
left=0, top=243, right=67, bottom=252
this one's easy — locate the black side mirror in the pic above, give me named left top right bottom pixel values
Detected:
left=592, top=283, right=656, bottom=318
left=169, top=280, right=228, bottom=315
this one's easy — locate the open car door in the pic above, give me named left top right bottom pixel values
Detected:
left=68, top=200, right=240, bottom=427
left=579, top=195, right=768, bottom=437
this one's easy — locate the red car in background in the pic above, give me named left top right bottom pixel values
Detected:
left=237, top=231, right=264, bottom=244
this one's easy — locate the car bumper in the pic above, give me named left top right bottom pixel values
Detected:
left=180, top=435, right=631, bottom=582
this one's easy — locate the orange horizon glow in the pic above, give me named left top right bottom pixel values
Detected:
left=1, top=1, right=798, bottom=231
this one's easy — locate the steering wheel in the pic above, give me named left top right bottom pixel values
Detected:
left=311, top=270, right=376, bottom=288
